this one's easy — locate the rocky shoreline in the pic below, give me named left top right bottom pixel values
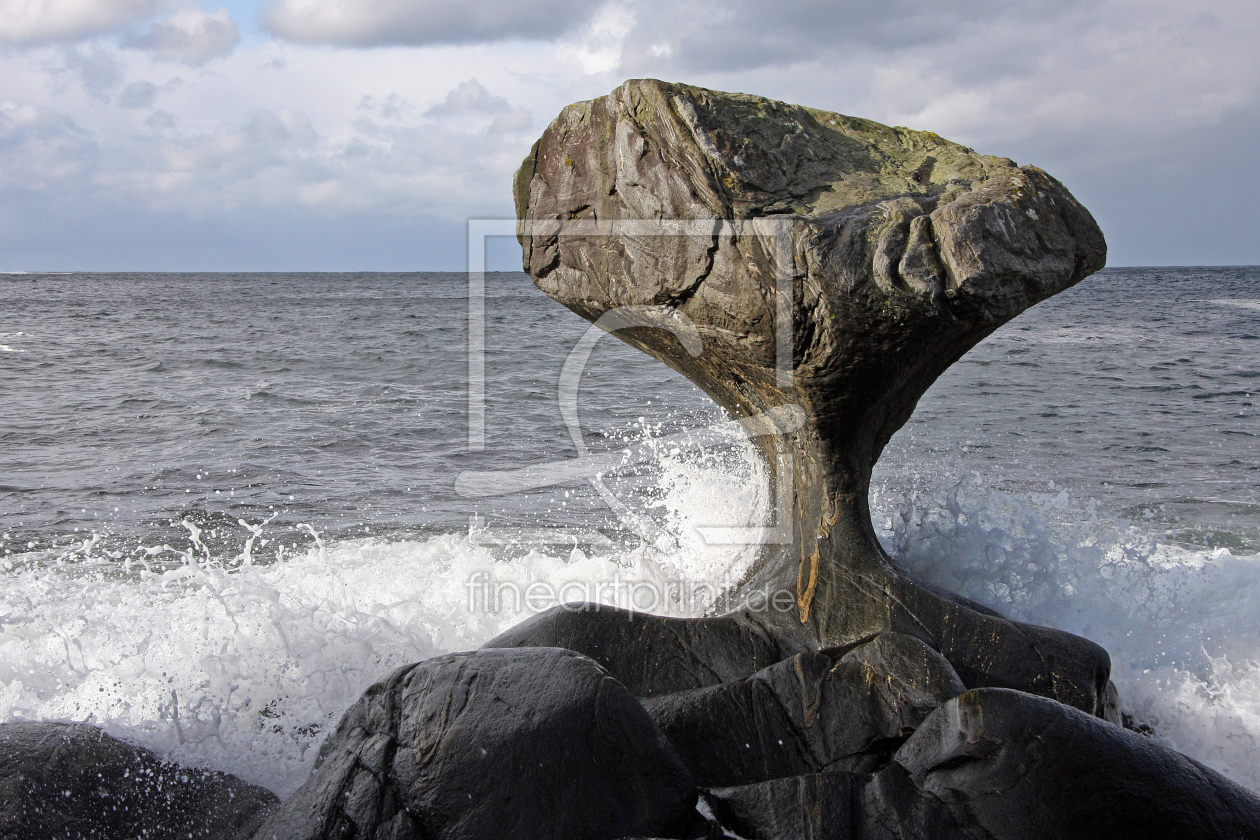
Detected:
left=5, top=80, right=1258, bottom=840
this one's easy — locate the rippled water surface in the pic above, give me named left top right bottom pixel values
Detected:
left=0, top=267, right=1257, bottom=794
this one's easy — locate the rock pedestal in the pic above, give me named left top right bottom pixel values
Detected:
left=505, top=78, right=1112, bottom=715
left=489, top=78, right=1260, bottom=839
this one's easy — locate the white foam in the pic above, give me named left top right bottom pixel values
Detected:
left=1015, top=325, right=1150, bottom=345
left=0, top=427, right=766, bottom=796
left=4, top=426, right=1259, bottom=797
left=873, top=470, right=1260, bottom=791
left=1210, top=298, right=1260, bottom=312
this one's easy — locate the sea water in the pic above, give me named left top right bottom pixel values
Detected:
left=0, top=268, right=1256, bottom=796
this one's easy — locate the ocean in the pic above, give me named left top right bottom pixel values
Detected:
left=0, top=267, right=1257, bottom=796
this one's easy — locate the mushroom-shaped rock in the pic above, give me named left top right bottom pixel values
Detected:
left=510, top=78, right=1111, bottom=714
left=250, top=648, right=698, bottom=840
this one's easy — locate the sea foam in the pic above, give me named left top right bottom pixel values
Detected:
left=2, top=432, right=1259, bottom=797
left=0, top=430, right=767, bottom=796
left=873, top=468, right=1260, bottom=791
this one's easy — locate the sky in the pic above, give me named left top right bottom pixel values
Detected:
left=0, top=0, right=1257, bottom=271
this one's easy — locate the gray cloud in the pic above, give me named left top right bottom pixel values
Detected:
left=263, top=0, right=597, bottom=47
left=119, top=80, right=160, bottom=108
left=593, top=0, right=1259, bottom=267
left=60, top=44, right=124, bottom=101
left=425, top=79, right=533, bottom=134
left=488, top=108, right=532, bottom=134
left=122, top=7, right=239, bottom=65
left=426, top=79, right=508, bottom=115
left=144, top=109, right=176, bottom=129
left=0, top=103, right=98, bottom=196
left=242, top=109, right=317, bottom=148
left=258, top=0, right=1063, bottom=73
left=0, top=0, right=157, bottom=44
left=615, top=0, right=1024, bottom=75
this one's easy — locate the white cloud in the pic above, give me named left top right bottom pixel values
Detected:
left=263, top=0, right=597, bottom=47
left=122, top=7, right=239, bottom=65
left=0, top=0, right=156, bottom=44
left=555, top=1, right=634, bottom=74
left=425, top=78, right=509, bottom=115
left=0, top=45, right=555, bottom=232
left=425, top=78, right=533, bottom=134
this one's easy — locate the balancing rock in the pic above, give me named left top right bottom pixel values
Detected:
left=512, top=77, right=1111, bottom=714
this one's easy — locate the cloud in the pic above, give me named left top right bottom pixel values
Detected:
left=0, top=0, right=157, bottom=44
left=263, top=0, right=597, bottom=47
left=0, top=44, right=543, bottom=251
left=610, top=0, right=1028, bottom=75
left=358, top=93, right=413, bottom=119
left=122, top=7, right=239, bottom=65
left=547, top=0, right=1257, bottom=161
left=554, top=2, right=634, bottom=74
left=0, top=102, right=98, bottom=193
left=118, top=80, right=160, bottom=108
left=59, top=43, right=124, bottom=100
left=488, top=108, right=531, bottom=134
left=566, top=0, right=1258, bottom=266
left=426, top=78, right=508, bottom=115
left=144, top=109, right=175, bottom=128
left=2, top=0, right=1257, bottom=270
left=425, top=79, right=532, bottom=134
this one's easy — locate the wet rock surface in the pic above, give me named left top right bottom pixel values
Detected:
left=704, top=771, right=857, bottom=840
left=485, top=602, right=807, bottom=697
left=862, top=688, right=1260, bottom=840
left=249, top=647, right=698, bottom=840
left=701, top=689, right=1260, bottom=839
left=640, top=634, right=964, bottom=787
left=0, top=722, right=276, bottom=840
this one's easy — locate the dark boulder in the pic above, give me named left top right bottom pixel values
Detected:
left=698, top=687, right=1260, bottom=840
left=250, top=647, right=698, bottom=840
left=640, top=634, right=964, bottom=787
left=863, top=688, right=1260, bottom=839
left=826, top=632, right=968, bottom=774
left=0, top=722, right=277, bottom=840
left=485, top=603, right=806, bottom=697
left=703, top=771, right=858, bottom=840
